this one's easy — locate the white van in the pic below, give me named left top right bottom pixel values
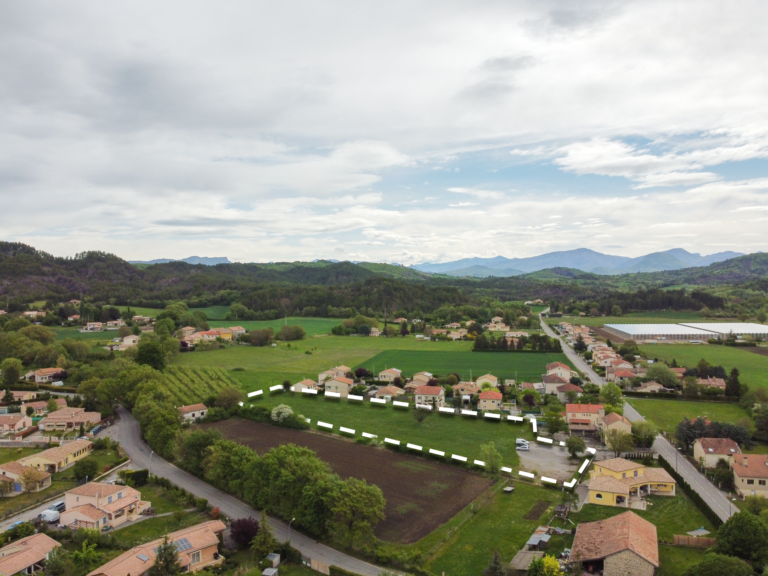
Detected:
left=515, top=438, right=530, bottom=451
left=39, top=510, right=60, bottom=523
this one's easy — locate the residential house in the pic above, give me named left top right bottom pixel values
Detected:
left=132, top=315, right=151, bottom=325
left=607, top=369, right=637, bottom=384
left=486, top=323, right=510, bottom=332
left=414, top=385, right=445, bottom=408
left=610, top=359, right=634, bottom=370
left=491, top=316, right=504, bottom=323
left=291, top=379, right=318, bottom=393
left=452, top=381, right=480, bottom=397
left=20, top=398, right=67, bottom=416
left=555, top=383, right=583, bottom=403
left=598, top=412, right=633, bottom=436
left=179, top=326, right=196, bottom=337
left=0, top=461, right=52, bottom=496
left=198, top=330, right=222, bottom=341
left=378, top=368, right=402, bottom=383
left=731, top=454, right=768, bottom=497
left=670, top=368, right=687, bottom=380
left=698, top=376, right=726, bottom=391
left=0, top=414, right=32, bottom=433
left=448, top=331, right=462, bottom=340
left=19, top=439, right=93, bottom=473
left=693, top=438, right=740, bottom=469
left=520, top=382, right=545, bottom=394
left=412, top=372, right=433, bottom=384
left=545, top=362, right=573, bottom=380
left=61, top=482, right=151, bottom=530
left=635, top=381, right=670, bottom=393
left=178, top=404, right=208, bottom=422
left=38, top=408, right=101, bottom=431
left=325, top=376, right=354, bottom=398
left=394, top=317, right=407, bottom=323
left=318, top=366, right=350, bottom=384
left=228, top=326, right=247, bottom=337
left=122, top=335, right=140, bottom=347
left=565, top=404, right=605, bottom=433
left=106, top=320, right=125, bottom=330
left=375, top=386, right=404, bottom=399
left=33, top=368, right=61, bottom=384
left=369, top=327, right=380, bottom=337
left=505, top=331, right=529, bottom=338
left=67, top=314, right=80, bottom=322
left=588, top=458, right=675, bottom=507
left=542, top=374, right=569, bottom=395
left=11, top=390, right=37, bottom=402
left=478, top=390, right=503, bottom=411
left=569, top=511, right=658, bottom=576
left=403, top=381, right=420, bottom=394
left=69, top=300, right=81, bottom=306
left=444, top=322, right=461, bottom=329
left=86, top=520, right=226, bottom=576
left=0, top=533, right=60, bottom=576
left=84, top=322, right=103, bottom=331
left=0, top=310, right=6, bottom=315
left=22, top=311, right=45, bottom=319
left=476, top=374, right=498, bottom=387
left=214, top=328, right=233, bottom=341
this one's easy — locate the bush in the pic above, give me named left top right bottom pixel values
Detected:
left=73, top=459, right=99, bottom=481
left=122, top=469, right=149, bottom=486
left=230, top=517, right=260, bottom=549
left=195, top=497, right=208, bottom=512
left=276, top=325, right=306, bottom=341
left=277, top=541, right=302, bottom=564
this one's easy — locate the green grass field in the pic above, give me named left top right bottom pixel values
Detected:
left=639, top=344, right=768, bottom=391
left=52, top=327, right=115, bottom=342
left=359, top=350, right=570, bottom=382
left=0, top=447, right=41, bottom=465
left=208, top=316, right=340, bottom=336
left=189, top=305, right=230, bottom=319
left=628, top=398, right=751, bottom=433
left=112, top=512, right=207, bottom=547
left=657, top=545, right=708, bottom=576
left=252, top=393, right=533, bottom=467
left=160, top=367, right=239, bottom=404
left=117, top=306, right=163, bottom=318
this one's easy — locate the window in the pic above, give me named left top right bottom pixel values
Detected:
left=103, top=517, right=107, bottom=525
left=595, top=493, right=603, bottom=500
left=118, top=492, right=122, bottom=499
left=191, top=551, right=201, bottom=565
left=634, top=470, right=638, bottom=477
left=748, top=479, right=755, bottom=485
left=108, top=496, right=112, bottom=504
left=622, top=473, right=626, bottom=478
left=761, top=480, right=766, bottom=486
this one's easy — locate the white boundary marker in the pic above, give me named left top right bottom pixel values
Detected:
left=429, top=448, right=445, bottom=456
left=407, top=443, right=423, bottom=451
left=247, top=390, right=263, bottom=397
left=384, top=438, right=400, bottom=445
left=304, top=417, right=311, bottom=423
left=438, top=407, right=455, bottom=414
left=393, top=401, right=409, bottom=408
left=451, top=454, right=467, bottom=462
left=302, top=389, right=318, bottom=395
left=461, top=409, right=478, bottom=417
left=579, top=460, right=591, bottom=474
left=362, top=432, right=377, bottom=439
left=518, top=471, right=535, bottom=478
left=317, top=421, right=333, bottom=429
left=559, top=441, right=566, bottom=447
left=563, top=479, right=577, bottom=488
left=269, top=385, right=282, bottom=392
left=416, top=403, right=433, bottom=410
left=531, top=418, right=538, bottom=433
left=370, top=398, right=386, bottom=404
left=348, top=394, right=363, bottom=401
left=484, top=413, right=501, bottom=420
left=325, top=391, right=341, bottom=398
left=473, top=459, right=486, bottom=467
left=537, top=436, right=553, bottom=444
left=238, top=401, right=244, bottom=407
left=501, top=466, right=512, bottom=473
left=586, top=447, right=596, bottom=454
left=541, top=476, right=557, bottom=484
left=339, top=426, right=355, bottom=435
left=507, top=415, right=524, bottom=422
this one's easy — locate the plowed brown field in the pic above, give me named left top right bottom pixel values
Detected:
left=203, top=419, right=494, bottom=543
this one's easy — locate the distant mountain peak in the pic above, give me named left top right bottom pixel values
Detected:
left=129, top=256, right=231, bottom=266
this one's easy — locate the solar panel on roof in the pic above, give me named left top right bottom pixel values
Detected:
left=137, top=554, right=150, bottom=562
left=175, top=538, right=193, bottom=552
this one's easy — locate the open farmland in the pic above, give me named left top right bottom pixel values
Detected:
left=159, top=366, right=238, bottom=404
left=247, top=392, right=537, bottom=470
left=358, top=350, right=572, bottom=382
left=639, top=343, right=768, bottom=391
left=208, top=316, right=340, bottom=336
left=203, top=419, right=494, bottom=543
left=627, top=398, right=750, bottom=433
left=52, top=327, right=115, bottom=342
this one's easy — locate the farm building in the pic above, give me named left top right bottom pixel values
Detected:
left=603, top=324, right=716, bottom=341
left=679, top=322, right=768, bottom=339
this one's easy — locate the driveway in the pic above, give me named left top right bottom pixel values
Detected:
left=518, top=442, right=578, bottom=481
left=539, top=312, right=736, bottom=523
left=112, top=406, right=391, bottom=576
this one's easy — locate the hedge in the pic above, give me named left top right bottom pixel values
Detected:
left=623, top=391, right=739, bottom=403
left=329, top=567, right=364, bottom=576
left=658, top=454, right=723, bottom=528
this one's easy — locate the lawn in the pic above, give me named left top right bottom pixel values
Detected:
left=657, top=545, right=708, bottom=576
left=117, top=306, right=163, bottom=318
left=0, top=447, right=41, bottom=465
left=208, top=316, right=340, bottom=336
left=112, top=511, right=207, bottom=547
left=250, top=392, right=537, bottom=468
left=135, top=483, right=191, bottom=514
left=189, top=305, right=231, bottom=320
left=52, top=327, right=114, bottom=342
left=424, top=481, right=562, bottom=576
left=639, top=344, right=768, bottom=391
left=627, top=398, right=751, bottom=434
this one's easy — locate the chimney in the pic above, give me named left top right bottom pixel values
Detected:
left=743, top=456, right=749, bottom=467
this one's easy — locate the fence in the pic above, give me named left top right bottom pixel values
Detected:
left=309, top=559, right=330, bottom=575
left=673, top=535, right=717, bottom=548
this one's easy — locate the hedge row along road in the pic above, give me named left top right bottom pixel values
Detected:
left=539, top=311, right=736, bottom=523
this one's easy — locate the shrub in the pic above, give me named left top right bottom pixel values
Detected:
left=271, top=404, right=294, bottom=423
left=195, top=497, right=208, bottom=512
left=230, top=517, right=260, bottom=549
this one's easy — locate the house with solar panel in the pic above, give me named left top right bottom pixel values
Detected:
left=60, top=482, right=151, bottom=530
left=87, top=520, right=227, bottom=576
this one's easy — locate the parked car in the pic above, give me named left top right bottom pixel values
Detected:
left=39, top=510, right=60, bottom=523
left=515, top=438, right=530, bottom=451
left=6, top=521, right=25, bottom=531
left=49, top=501, right=65, bottom=513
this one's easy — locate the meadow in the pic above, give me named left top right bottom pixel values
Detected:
left=639, top=343, right=768, bottom=391
left=208, top=316, right=340, bottom=336
left=52, top=327, right=116, bottom=342
left=627, top=398, right=751, bottom=434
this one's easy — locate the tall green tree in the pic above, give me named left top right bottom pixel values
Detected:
left=44, top=547, right=75, bottom=576
left=726, top=368, right=742, bottom=398
left=250, top=511, right=278, bottom=562
left=479, top=442, right=502, bottom=474
left=149, top=537, right=182, bottom=576
left=329, top=477, right=386, bottom=549
left=71, top=541, right=100, bottom=572
left=715, top=511, right=768, bottom=565
left=681, top=553, right=753, bottom=576
left=135, top=340, right=165, bottom=371
left=0, top=358, right=23, bottom=387
left=483, top=550, right=508, bottom=576
left=605, top=429, right=634, bottom=457
left=600, top=383, right=624, bottom=407
left=565, top=436, right=586, bottom=458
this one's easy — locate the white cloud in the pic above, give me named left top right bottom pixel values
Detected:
left=448, top=187, right=507, bottom=199
left=448, top=202, right=477, bottom=207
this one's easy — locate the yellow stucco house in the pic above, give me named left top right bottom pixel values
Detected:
left=19, top=439, right=93, bottom=474
left=588, top=458, right=675, bottom=508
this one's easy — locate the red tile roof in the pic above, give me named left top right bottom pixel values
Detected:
left=415, top=385, right=443, bottom=396
left=178, top=404, right=207, bottom=414
left=546, top=362, right=571, bottom=371
left=542, top=374, right=568, bottom=384
left=556, top=383, right=583, bottom=393
left=566, top=403, right=603, bottom=414
left=696, top=437, right=740, bottom=455
left=613, top=369, right=636, bottom=378
left=571, top=511, right=658, bottom=567
left=732, top=454, right=768, bottom=479
left=479, top=391, right=502, bottom=400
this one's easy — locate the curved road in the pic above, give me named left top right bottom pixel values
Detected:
left=539, top=313, right=735, bottom=522
left=111, top=406, right=389, bottom=576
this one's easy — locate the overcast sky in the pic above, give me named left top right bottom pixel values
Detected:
left=2, top=1, right=768, bottom=264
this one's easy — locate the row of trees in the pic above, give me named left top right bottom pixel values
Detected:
left=474, top=333, right=562, bottom=352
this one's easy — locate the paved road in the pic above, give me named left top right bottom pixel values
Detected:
left=111, top=406, right=389, bottom=576
left=539, top=313, right=736, bottom=522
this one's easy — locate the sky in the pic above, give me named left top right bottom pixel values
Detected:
left=2, top=0, right=768, bottom=265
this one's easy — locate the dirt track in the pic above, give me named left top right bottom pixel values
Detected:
left=744, top=346, right=768, bottom=357
left=204, top=419, right=494, bottom=544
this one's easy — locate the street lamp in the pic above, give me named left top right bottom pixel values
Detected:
left=288, top=518, right=295, bottom=543
left=149, top=451, right=154, bottom=477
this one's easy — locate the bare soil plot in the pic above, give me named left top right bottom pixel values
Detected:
left=203, top=419, right=493, bottom=544
left=524, top=500, right=551, bottom=521
left=591, top=326, right=627, bottom=343
left=744, top=346, right=768, bottom=357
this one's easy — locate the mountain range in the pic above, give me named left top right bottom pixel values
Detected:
left=129, top=256, right=232, bottom=266
left=412, top=248, right=746, bottom=277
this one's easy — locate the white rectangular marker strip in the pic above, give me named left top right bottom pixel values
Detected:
left=579, top=460, right=590, bottom=474
left=429, top=449, right=445, bottom=456
left=507, top=416, right=524, bottom=422
left=393, top=401, right=409, bottom=407
left=586, top=447, right=596, bottom=454
left=407, top=443, right=422, bottom=451
left=438, top=407, right=455, bottom=414
left=304, top=417, right=311, bottom=423
left=325, top=391, right=341, bottom=398
left=532, top=419, right=538, bottom=433
left=451, top=454, right=467, bottom=462
left=370, top=398, right=386, bottom=404
left=384, top=438, right=400, bottom=445
left=559, top=441, right=565, bottom=447
left=541, top=476, right=557, bottom=484
left=362, top=432, right=377, bottom=439
left=537, top=436, right=553, bottom=444
left=518, top=471, right=535, bottom=478
left=461, top=409, right=478, bottom=416
left=501, top=467, right=513, bottom=473
left=473, top=459, right=486, bottom=467
left=269, top=385, right=282, bottom=392
left=347, top=394, right=363, bottom=401
left=563, top=479, right=577, bottom=488
left=484, top=413, right=501, bottom=420
left=317, top=421, right=333, bottom=429
left=416, top=404, right=433, bottom=410
left=247, top=390, right=263, bottom=397
left=238, top=401, right=244, bottom=406
left=339, top=427, right=355, bottom=434
left=302, top=388, right=318, bottom=395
